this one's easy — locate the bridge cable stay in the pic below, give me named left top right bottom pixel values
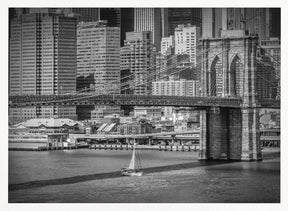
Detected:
left=20, top=42, right=226, bottom=105
left=58, top=44, right=201, bottom=96
left=10, top=43, right=279, bottom=106
left=81, top=41, right=224, bottom=95
left=10, top=43, right=247, bottom=106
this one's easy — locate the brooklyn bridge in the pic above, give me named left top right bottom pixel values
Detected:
left=9, top=35, right=280, bottom=161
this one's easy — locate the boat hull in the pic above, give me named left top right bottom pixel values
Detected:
left=121, top=169, right=143, bottom=176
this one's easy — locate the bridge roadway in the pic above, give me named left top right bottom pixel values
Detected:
left=69, top=131, right=200, bottom=141
left=8, top=94, right=280, bottom=108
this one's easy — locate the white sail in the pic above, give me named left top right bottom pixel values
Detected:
left=128, top=145, right=136, bottom=170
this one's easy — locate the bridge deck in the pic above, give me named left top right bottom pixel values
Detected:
left=9, top=94, right=279, bottom=109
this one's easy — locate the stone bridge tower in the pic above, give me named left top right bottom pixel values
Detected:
left=199, top=34, right=263, bottom=161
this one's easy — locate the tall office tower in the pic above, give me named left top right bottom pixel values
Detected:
left=174, top=24, right=200, bottom=67
left=168, top=8, right=202, bottom=37
left=9, top=12, right=77, bottom=122
left=202, top=8, right=223, bottom=38
left=134, top=8, right=165, bottom=51
left=122, top=31, right=156, bottom=95
left=120, top=46, right=133, bottom=94
left=77, top=21, right=121, bottom=120
left=161, top=35, right=175, bottom=55
left=77, top=21, right=120, bottom=94
left=269, top=8, right=280, bottom=39
left=99, top=8, right=121, bottom=27
left=120, top=8, right=134, bottom=46
left=224, top=8, right=271, bottom=39
left=71, top=8, right=99, bottom=22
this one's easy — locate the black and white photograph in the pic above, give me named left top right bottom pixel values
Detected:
left=2, top=0, right=287, bottom=209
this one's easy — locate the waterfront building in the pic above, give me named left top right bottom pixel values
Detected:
left=134, top=107, right=162, bottom=120
left=91, top=106, right=123, bottom=120
left=167, top=8, right=202, bottom=37
left=122, top=31, right=156, bottom=95
left=134, top=8, right=166, bottom=51
left=118, top=120, right=153, bottom=135
left=9, top=12, right=77, bottom=123
left=174, top=24, right=200, bottom=67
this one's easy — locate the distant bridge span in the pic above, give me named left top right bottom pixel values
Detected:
left=8, top=94, right=279, bottom=109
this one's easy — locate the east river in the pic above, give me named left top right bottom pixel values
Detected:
left=9, top=148, right=280, bottom=203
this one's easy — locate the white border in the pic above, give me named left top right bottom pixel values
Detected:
left=1, top=1, right=287, bottom=211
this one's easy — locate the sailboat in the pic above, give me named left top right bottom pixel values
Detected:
left=121, top=143, right=143, bottom=176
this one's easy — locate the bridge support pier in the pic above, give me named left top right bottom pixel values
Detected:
left=241, top=108, right=262, bottom=161
left=199, top=107, right=261, bottom=161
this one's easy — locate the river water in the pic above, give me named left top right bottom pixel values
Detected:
left=8, top=148, right=280, bottom=203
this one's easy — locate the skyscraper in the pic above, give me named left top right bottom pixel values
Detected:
left=76, top=21, right=121, bottom=120
left=122, top=31, right=156, bottom=95
left=9, top=12, right=77, bottom=122
left=77, top=21, right=120, bottom=94
left=72, top=8, right=99, bottom=22
left=9, top=13, right=77, bottom=96
left=99, top=8, right=121, bottom=27
left=120, top=8, right=134, bottom=46
left=134, top=8, right=164, bottom=51
left=168, top=8, right=202, bottom=37
left=202, top=8, right=223, bottom=38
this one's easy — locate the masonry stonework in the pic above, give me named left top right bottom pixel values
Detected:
left=199, top=35, right=262, bottom=161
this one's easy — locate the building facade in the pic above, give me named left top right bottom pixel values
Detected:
left=202, top=8, right=224, bottom=38
left=174, top=24, right=200, bottom=67
left=134, top=8, right=164, bottom=51
left=168, top=8, right=202, bottom=37
left=77, top=21, right=120, bottom=94
left=152, top=78, right=199, bottom=97
left=122, top=31, right=156, bottom=95
left=9, top=12, right=77, bottom=123
left=161, top=35, right=175, bottom=55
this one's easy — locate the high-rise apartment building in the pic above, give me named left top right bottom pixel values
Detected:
left=9, top=12, right=77, bottom=122
left=174, top=24, right=200, bottom=67
left=152, top=78, right=199, bottom=97
left=77, top=21, right=120, bottom=94
left=122, top=31, right=156, bottom=95
left=161, top=35, right=175, bottom=55
left=168, top=8, right=202, bottom=37
left=152, top=77, right=199, bottom=116
left=134, top=8, right=165, bottom=51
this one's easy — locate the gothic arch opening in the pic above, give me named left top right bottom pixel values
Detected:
left=230, top=55, right=242, bottom=96
left=209, top=55, right=222, bottom=96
